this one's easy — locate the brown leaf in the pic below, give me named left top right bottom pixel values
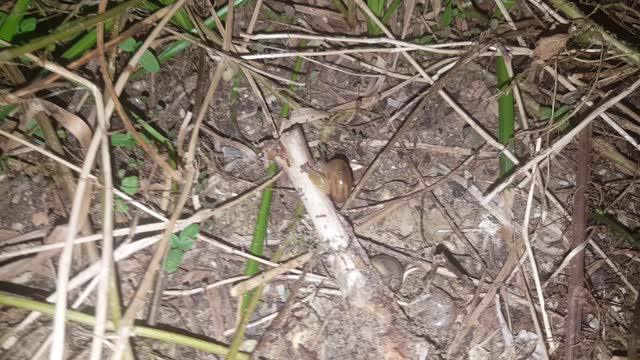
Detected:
left=0, top=226, right=66, bottom=280
left=280, top=108, right=330, bottom=132
left=534, top=34, right=569, bottom=61
left=31, top=211, right=50, bottom=226
left=30, top=99, right=93, bottom=149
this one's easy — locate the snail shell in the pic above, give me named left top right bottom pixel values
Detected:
left=371, top=254, right=404, bottom=291
left=310, top=158, right=353, bottom=203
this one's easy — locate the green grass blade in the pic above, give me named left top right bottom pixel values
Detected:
left=280, top=40, right=307, bottom=117
left=234, top=49, right=308, bottom=356
left=156, top=0, right=194, bottom=31
left=0, top=291, right=249, bottom=359
left=366, top=0, right=387, bottom=35
left=496, top=56, right=514, bottom=175
left=0, top=104, right=19, bottom=123
left=0, top=0, right=144, bottom=62
left=381, top=0, right=402, bottom=24
left=0, top=0, right=31, bottom=42
left=590, top=210, right=640, bottom=248
left=62, top=0, right=195, bottom=62
left=241, top=163, right=277, bottom=306
left=61, top=21, right=113, bottom=61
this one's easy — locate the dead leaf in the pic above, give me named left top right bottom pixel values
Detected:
left=31, top=211, right=50, bottom=226
left=425, top=0, right=442, bottom=20
left=534, top=34, right=569, bottom=61
left=29, top=99, right=93, bottom=149
left=0, top=225, right=67, bottom=281
left=280, top=108, right=330, bottom=132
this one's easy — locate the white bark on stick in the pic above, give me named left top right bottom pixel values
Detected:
left=276, top=126, right=427, bottom=359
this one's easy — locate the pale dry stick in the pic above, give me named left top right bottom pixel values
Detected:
left=111, top=65, right=224, bottom=360
left=222, top=0, right=234, bottom=52
left=165, top=275, right=249, bottom=296
left=244, top=0, right=262, bottom=36
left=353, top=155, right=477, bottom=228
left=2, top=229, right=47, bottom=246
left=0, top=225, right=327, bottom=351
left=301, top=56, right=387, bottom=78
left=223, top=312, right=279, bottom=336
left=493, top=0, right=527, bottom=47
left=242, top=46, right=417, bottom=60
left=241, top=45, right=534, bottom=61
left=0, top=52, right=108, bottom=358
left=14, top=169, right=281, bottom=259
left=342, top=52, right=457, bottom=82
left=545, top=66, right=640, bottom=151
left=542, top=238, right=590, bottom=288
left=526, top=0, right=569, bottom=23
left=366, top=139, right=495, bottom=156
left=165, top=273, right=333, bottom=296
left=240, top=68, right=279, bottom=136
left=0, top=215, right=192, bottom=261
left=203, top=0, right=225, bottom=36
left=495, top=294, right=515, bottom=354
left=520, top=156, right=555, bottom=350
left=230, top=252, right=313, bottom=296
left=176, top=111, right=193, bottom=158
left=588, top=239, right=639, bottom=298
left=331, top=74, right=421, bottom=112
left=341, top=91, right=428, bottom=209
left=518, top=269, right=550, bottom=360
left=350, top=0, right=521, bottom=166
left=30, top=275, right=102, bottom=360
left=197, top=234, right=327, bottom=282
left=104, top=0, right=187, bottom=123
left=89, top=1, right=118, bottom=357
left=25, top=62, right=108, bottom=360
left=107, top=1, right=195, bottom=357
left=483, top=76, right=640, bottom=204
left=243, top=33, right=533, bottom=56
left=158, top=28, right=305, bottom=87
left=0, top=129, right=165, bottom=222
left=276, top=127, right=424, bottom=357
left=244, top=25, right=456, bottom=83
left=331, top=59, right=459, bottom=112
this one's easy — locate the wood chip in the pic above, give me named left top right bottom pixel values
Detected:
left=534, top=34, right=569, bottom=61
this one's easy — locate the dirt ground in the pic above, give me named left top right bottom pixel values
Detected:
left=2, top=0, right=640, bottom=359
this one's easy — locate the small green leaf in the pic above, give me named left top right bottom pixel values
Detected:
left=539, top=104, right=570, bottom=120
left=115, top=198, right=129, bottom=212
left=127, top=157, right=138, bottom=167
left=117, top=168, right=126, bottom=178
left=164, top=248, right=184, bottom=273
left=493, top=0, right=517, bottom=18
left=26, top=119, right=45, bottom=144
left=309, top=70, right=320, bottom=81
left=119, top=38, right=138, bottom=52
left=180, top=224, right=200, bottom=241
left=18, top=17, right=35, bottom=33
left=140, top=50, right=160, bottom=73
left=441, top=0, right=454, bottom=27
left=111, top=133, right=136, bottom=148
left=172, top=236, right=195, bottom=252
left=170, top=233, right=180, bottom=247
left=0, top=104, right=18, bottom=123
left=120, top=176, right=139, bottom=195
left=129, top=112, right=170, bottom=144
left=414, top=35, right=434, bottom=45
